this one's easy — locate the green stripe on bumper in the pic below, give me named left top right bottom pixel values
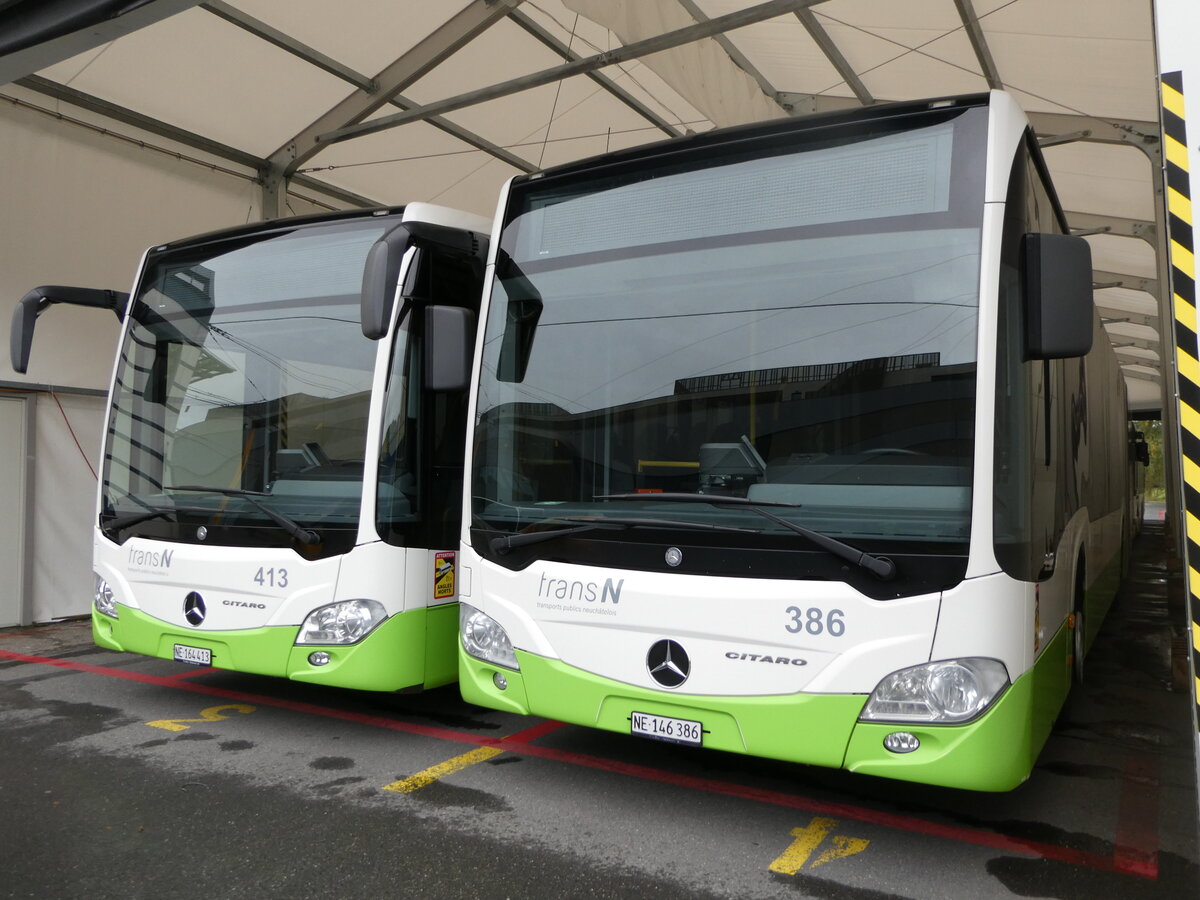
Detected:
left=94, top=602, right=459, bottom=692
left=460, top=621, right=1072, bottom=791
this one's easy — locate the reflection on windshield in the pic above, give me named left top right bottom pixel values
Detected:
left=474, top=110, right=985, bottom=547
left=103, top=219, right=395, bottom=536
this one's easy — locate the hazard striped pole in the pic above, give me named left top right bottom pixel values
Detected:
left=1159, top=70, right=1200, bottom=769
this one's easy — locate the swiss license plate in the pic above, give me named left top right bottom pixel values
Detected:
left=173, top=644, right=211, bottom=667
left=630, top=711, right=703, bottom=746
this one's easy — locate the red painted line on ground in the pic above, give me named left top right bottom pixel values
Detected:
left=505, top=718, right=565, bottom=744
left=0, top=647, right=1155, bottom=879
left=1113, top=751, right=1161, bottom=877
left=0, top=627, right=65, bottom=639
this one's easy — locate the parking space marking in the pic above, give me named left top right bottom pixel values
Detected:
left=146, top=703, right=256, bottom=732
left=383, top=746, right=506, bottom=794
left=380, top=720, right=566, bottom=794
left=768, top=817, right=869, bottom=875
left=0, top=647, right=1159, bottom=880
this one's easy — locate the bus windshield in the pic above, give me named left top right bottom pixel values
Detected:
left=473, top=107, right=987, bottom=553
left=102, top=216, right=398, bottom=548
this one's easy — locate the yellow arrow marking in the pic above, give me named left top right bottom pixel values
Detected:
left=770, top=817, right=871, bottom=875
left=382, top=746, right=504, bottom=794
left=146, top=703, right=255, bottom=732
left=769, top=817, right=838, bottom=875
left=811, top=835, right=871, bottom=868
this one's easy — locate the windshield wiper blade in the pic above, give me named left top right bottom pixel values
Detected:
left=166, top=484, right=320, bottom=545
left=490, top=515, right=759, bottom=555
left=102, top=507, right=175, bottom=532
left=597, top=492, right=895, bottom=580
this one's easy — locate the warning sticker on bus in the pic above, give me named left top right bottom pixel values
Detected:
left=434, top=551, right=456, bottom=600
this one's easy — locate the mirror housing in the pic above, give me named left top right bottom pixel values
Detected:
left=1133, top=432, right=1150, bottom=466
left=11, top=285, right=127, bottom=374
left=1022, top=233, right=1094, bottom=360
left=361, top=224, right=411, bottom=340
left=425, top=305, right=476, bottom=392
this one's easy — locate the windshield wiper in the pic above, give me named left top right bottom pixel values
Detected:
left=597, top=492, right=896, bottom=580
left=167, top=485, right=320, bottom=545
left=489, top=515, right=759, bottom=555
left=102, top=506, right=175, bottom=533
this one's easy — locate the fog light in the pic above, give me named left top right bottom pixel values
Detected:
left=883, top=732, right=920, bottom=754
left=308, top=651, right=331, bottom=666
left=493, top=671, right=508, bottom=690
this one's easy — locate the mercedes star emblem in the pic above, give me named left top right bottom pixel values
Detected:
left=646, top=639, right=690, bottom=688
left=183, top=591, right=206, bottom=626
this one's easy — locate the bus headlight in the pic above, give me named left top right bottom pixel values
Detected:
left=295, top=599, right=386, bottom=645
left=460, top=603, right=518, bottom=670
left=859, top=658, right=1009, bottom=724
left=94, top=573, right=118, bottom=619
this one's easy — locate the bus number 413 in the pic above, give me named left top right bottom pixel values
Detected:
left=254, top=567, right=288, bottom=588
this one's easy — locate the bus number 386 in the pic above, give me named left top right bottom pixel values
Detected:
left=785, top=606, right=845, bottom=637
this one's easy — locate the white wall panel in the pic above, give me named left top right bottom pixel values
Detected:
left=28, top=392, right=105, bottom=622
left=0, top=396, right=31, bottom=627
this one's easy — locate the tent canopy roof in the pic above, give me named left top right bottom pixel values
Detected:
left=0, top=0, right=1169, bottom=410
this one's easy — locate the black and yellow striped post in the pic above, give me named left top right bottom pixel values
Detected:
left=1159, top=70, right=1200, bottom=753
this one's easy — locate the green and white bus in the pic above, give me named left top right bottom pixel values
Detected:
left=456, top=92, right=1133, bottom=790
left=12, top=203, right=487, bottom=692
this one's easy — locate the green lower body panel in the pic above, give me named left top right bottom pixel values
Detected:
left=459, top=621, right=1073, bottom=791
left=94, top=602, right=459, bottom=692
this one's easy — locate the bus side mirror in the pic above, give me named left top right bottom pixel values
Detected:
left=425, top=305, right=476, bottom=392
left=11, top=285, right=127, bottom=374
left=1135, top=439, right=1149, bottom=466
left=361, top=225, right=412, bottom=340
left=1022, top=233, right=1094, bottom=360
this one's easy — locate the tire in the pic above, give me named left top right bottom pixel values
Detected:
left=1071, top=567, right=1087, bottom=685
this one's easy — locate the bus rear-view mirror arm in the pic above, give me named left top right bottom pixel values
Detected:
left=11, top=285, right=128, bottom=374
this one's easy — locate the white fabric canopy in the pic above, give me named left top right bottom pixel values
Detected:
left=4, top=0, right=1166, bottom=408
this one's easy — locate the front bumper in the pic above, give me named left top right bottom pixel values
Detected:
left=94, top=602, right=459, bottom=692
left=460, top=623, right=1070, bottom=791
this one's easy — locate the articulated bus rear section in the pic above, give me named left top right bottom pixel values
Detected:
left=456, top=92, right=1134, bottom=790
left=12, top=203, right=488, bottom=692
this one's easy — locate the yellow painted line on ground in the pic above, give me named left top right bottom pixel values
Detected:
left=382, top=746, right=505, bottom=794
left=770, top=817, right=838, bottom=875
left=810, top=835, right=871, bottom=869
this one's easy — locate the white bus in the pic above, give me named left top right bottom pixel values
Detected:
left=456, top=92, right=1133, bottom=790
left=12, top=203, right=487, bottom=691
